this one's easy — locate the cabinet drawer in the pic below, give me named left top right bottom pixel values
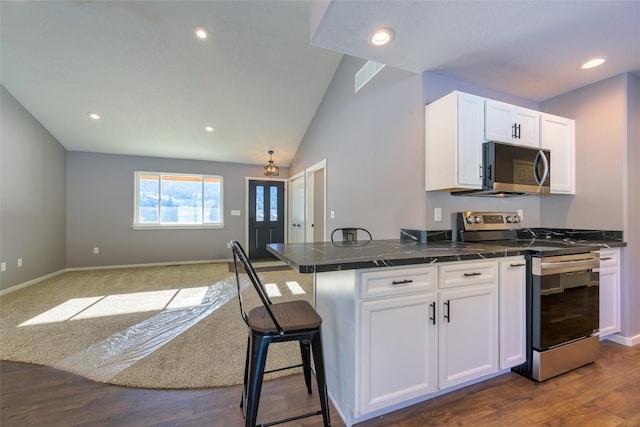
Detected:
left=598, top=249, right=618, bottom=269
left=439, top=261, right=497, bottom=289
left=359, top=266, right=435, bottom=299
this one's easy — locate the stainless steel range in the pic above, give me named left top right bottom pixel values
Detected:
left=456, top=211, right=601, bottom=381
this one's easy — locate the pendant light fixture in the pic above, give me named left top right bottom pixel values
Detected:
left=264, top=150, right=279, bottom=176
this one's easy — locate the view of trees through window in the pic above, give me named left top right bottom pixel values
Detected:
left=136, top=172, right=222, bottom=226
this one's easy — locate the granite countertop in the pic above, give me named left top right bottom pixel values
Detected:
left=267, top=236, right=626, bottom=274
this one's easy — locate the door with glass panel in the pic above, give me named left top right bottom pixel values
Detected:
left=248, top=180, right=285, bottom=259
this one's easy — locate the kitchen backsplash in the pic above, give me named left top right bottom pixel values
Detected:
left=401, top=228, right=622, bottom=243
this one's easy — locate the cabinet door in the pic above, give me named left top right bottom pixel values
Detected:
left=438, top=284, right=498, bottom=389
left=456, top=92, right=485, bottom=187
left=359, top=293, right=437, bottom=414
left=485, top=99, right=539, bottom=147
left=540, top=113, right=576, bottom=194
left=485, top=99, right=514, bottom=143
left=512, top=107, right=540, bottom=147
left=598, top=249, right=620, bottom=337
left=425, top=91, right=483, bottom=191
left=499, top=259, right=526, bottom=368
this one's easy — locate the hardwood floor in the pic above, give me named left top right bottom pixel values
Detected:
left=2, top=340, right=639, bottom=427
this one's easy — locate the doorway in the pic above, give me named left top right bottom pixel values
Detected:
left=247, top=179, right=285, bottom=259
left=305, top=159, right=326, bottom=243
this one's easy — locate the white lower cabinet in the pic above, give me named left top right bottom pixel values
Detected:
left=499, top=259, right=527, bottom=368
left=597, top=248, right=621, bottom=337
left=316, top=257, right=526, bottom=426
left=438, top=283, right=498, bottom=388
left=359, top=293, right=437, bottom=413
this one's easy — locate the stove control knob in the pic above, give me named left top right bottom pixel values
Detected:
left=506, top=216, right=514, bottom=223
left=466, top=216, right=475, bottom=224
left=512, top=216, right=520, bottom=223
left=474, top=216, right=482, bottom=223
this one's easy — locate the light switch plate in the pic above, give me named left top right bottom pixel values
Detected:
left=434, top=208, right=442, bottom=222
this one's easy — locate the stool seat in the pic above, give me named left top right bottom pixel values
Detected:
left=248, top=300, right=322, bottom=333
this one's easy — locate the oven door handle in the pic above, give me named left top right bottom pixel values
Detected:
left=540, top=258, right=600, bottom=275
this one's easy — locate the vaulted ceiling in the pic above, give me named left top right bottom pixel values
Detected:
left=2, top=1, right=639, bottom=167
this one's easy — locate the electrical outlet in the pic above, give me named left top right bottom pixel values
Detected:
left=17, top=258, right=23, bottom=267
left=227, top=242, right=232, bottom=249
left=93, top=247, right=99, bottom=254
left=1, top=262, right=6, bottom=272
left=434, top=208, right=442, bottom=222
left=517, top=209, right=524, bottom=221
left=330, top=210, right=335, bottom=219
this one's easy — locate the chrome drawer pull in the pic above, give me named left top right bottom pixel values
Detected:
left=391, top=279, right=413, bottom=285
left=464, top=272, right=482, bottom=277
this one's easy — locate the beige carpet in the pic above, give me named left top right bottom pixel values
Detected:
left=0, top=262, right=314, bottom=389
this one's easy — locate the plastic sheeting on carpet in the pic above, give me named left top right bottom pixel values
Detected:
left=53, top=276, right=248, bottom=383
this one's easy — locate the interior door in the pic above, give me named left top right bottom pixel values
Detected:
left=289, top=174, right=305, bottom=243
left=248, top=180, right=285, bottom=259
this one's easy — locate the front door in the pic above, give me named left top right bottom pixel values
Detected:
left=248, top=180, right=285, bottom=259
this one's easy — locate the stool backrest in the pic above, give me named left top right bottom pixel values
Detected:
left=330, top=227, right=372, bottom=244
left=230, top=240, right=284, bottom=333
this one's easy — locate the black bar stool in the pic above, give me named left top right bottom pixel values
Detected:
left=230, top=240, right=331, bottom=427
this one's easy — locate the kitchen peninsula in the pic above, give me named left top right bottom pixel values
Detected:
left=267, top=233, right=625, bottom=426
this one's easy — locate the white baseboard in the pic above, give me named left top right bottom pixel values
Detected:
left=605, top=333, right=640, bottom=347
left=0, top=269, right=67, bottom=296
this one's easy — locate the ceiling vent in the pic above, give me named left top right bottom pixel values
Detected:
left=355, top=60, right=386, bottom=92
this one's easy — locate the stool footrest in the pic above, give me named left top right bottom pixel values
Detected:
left=259, top=410, right=324, bottom=427
left=264, top=363, right=303, bottom=375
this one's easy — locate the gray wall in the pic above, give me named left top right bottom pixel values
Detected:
left=290, top=58, right=544, bottom=237
left=540, top=75, right=626, bottom=229
left=623, top=73, right=640, bottom=339
left=66, top=151, right=288, bottom=268
left=1, top=86, right=67, bottom=291
left=291, top=56, right=427, bottom=238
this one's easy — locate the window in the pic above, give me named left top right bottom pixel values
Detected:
left=134, top=172, right=223, bottom=228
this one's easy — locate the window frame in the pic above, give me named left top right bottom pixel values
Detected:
left=133, top=171, right=224, bottom=230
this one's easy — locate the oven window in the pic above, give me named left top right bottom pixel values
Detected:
left=532, top=270, right=599, bottom=350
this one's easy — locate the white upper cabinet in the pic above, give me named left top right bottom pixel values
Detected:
left=485, top=99, right=540, bottom=147
left=426, top=91, right=576, bottom=195
left=540, top=113, right=576, bottom=194
left=425, top=91, right=485, bottom=191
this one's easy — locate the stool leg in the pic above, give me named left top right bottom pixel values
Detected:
left=240, top=335, right=251, bottom=412
left=246, top=333, right=270, bottom=427
left=299, top=340, right=312, bottom=394
left=311, top=329, right=331, bottom=427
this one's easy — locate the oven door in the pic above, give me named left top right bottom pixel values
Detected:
left=531, top=253, right=600, bottom=350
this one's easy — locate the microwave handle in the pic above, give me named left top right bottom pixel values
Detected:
left=533, top=150, right=549, bottom=186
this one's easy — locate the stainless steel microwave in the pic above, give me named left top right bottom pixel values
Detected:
left=456, top=141, right=551, bottom=197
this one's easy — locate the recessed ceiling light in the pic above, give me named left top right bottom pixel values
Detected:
left=204, top=125, right=214, bottom=132
left=579, top=57, right=606, bottom=70
left=87, top=112, right=100, bottom=120
left=369, top=28, right=394, bottom=46
left=194, top=26, right=209, bottom=40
